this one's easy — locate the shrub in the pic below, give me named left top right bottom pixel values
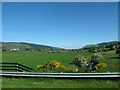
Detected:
left=37, top=60, right=67, bottom=71
left=91, top=53, right=103, bottom=63
left=94, top=63, right=107, bottom=70
left=116, top=49, right=120, bottom=57
left=70, top=55, right=88, bottom=68
left=36, top=65, right=43, bottom=70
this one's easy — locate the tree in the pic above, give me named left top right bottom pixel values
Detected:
left=116, top=49, right=120, bottom=56
left=116, top=42, right=120, bottom=57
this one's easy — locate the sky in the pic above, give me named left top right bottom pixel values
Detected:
left=2, top=2, right=118, bottom=49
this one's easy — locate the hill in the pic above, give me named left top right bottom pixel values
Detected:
left=1, top=41, right=120, bottom=52
left=81, top=41, right=119, bottom=53
left=2, top=42, right=60, bottom=51
left=82, top=41, right=119, bottom=48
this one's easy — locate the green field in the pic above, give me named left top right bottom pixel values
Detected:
left=2, top=50, right=119, bottom=88
left=2, top=50, right=119, bottom=72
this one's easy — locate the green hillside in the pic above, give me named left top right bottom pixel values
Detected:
left=81, top=41, right=119, bottom=53
left=2, top=41, right=120, bottom=52
left=83, top=41, right=119, bottom=48
left=21, top=42, right=60, bottom=50
left=2, top=42, right=59, bottom=51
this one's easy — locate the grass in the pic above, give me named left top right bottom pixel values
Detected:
left=2, top=50, right=119, bottom=72
left=2, top=51, right=92, bottom=70
left=1, top=50, right=120, bottom=88
left=2, top=77, right=119, bottom=88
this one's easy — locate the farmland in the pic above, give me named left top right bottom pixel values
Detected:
left=2, top=50, right=119, bottom=72
left=1, top=50, right=119, bottom=88
left=2, top=51, right=92, bottom=71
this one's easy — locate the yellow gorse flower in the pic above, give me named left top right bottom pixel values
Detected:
left=36, top=65, right=43, bottom=70
left=94, top=63, right=107, bottom=70
left=36, top=60, right=67, bottom=71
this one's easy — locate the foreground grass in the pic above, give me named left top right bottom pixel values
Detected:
left=2, top=77, right=119, bottom=88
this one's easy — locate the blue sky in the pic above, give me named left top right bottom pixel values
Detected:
left=2, top=2, right=118, bottom=49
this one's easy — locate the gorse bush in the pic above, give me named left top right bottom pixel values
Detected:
left=49, top=60, right=66, bottom=70
left=37, top=60, right=67, bottom=71
left=94, top=63, right=107, bottom=70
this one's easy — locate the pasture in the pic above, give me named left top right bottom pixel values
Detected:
left=1, top=50, right=119, bottom=88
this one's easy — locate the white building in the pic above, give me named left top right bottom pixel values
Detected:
left=10, top=48, right=20, bottom=51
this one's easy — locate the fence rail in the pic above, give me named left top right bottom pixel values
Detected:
left=0, top=72, right=120, bottom=78
left=0, top=62, right=33, bottom=72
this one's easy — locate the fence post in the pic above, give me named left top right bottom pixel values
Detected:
left=16, top=64, right=19, bottom=72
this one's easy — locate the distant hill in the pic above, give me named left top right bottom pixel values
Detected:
left=1, top=41, right=120, bottom=52
left=82, top=44, right=100, bottom=48
left=2, top=42, right=61, bottom=51
left=81, top=41, right=119, bottom=53
left=97, top=41, right=119, bottom=47
left=82, top=41, right=119, bottom=48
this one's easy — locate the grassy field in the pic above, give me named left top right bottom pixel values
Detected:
left=2, top=50, right=119, bottom=88
left=2, top=50, right=119, bottom=72
left=2, top=51, right=92, bottom=72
